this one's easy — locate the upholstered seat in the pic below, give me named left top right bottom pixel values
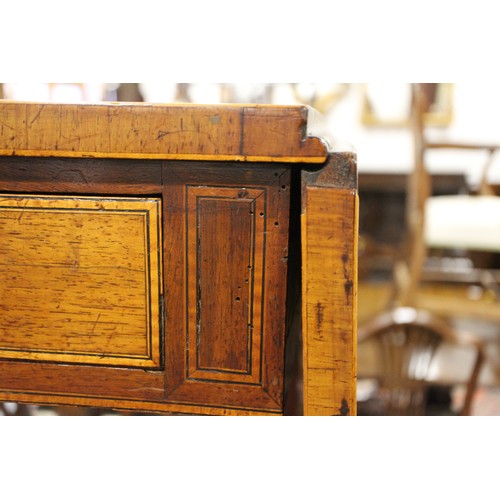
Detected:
left=425, top=195, right=500, bottom=252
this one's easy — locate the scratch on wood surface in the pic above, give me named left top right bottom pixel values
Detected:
left=0, top=121, right=16, bottom=131
left=59, top=133, right=100, bottom=146
left=156, top=129, right=194, bottom=140
left=156, top=130, right=169, bottom=140
left=91, top=313, right=102, bottom=335
left=30, top=105, right=45, bottom=126
left=54, top=169, right=90, bottom=185
left=16, top=199, right=30, bottom=223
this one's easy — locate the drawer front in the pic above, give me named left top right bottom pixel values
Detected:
left=186, top=185, right=266, bottom=383
left=162, top=163, right=291, bottom=412
left=0, top=194, right=163, bottom=369
left=0, top=158, right=290, bottom=414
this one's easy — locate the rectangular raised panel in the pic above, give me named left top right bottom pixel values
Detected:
left=187, top=187, right=265, bottom=384
left=0, top=194, right=162, bottom=368
left=161, top=163, right=291, bottom=413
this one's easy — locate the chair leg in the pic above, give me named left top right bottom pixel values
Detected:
left=460, top=346, right=486, bottom=416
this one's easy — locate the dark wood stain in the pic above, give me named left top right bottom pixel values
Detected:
left=315, top=302, right=324, bottom=332
left=339, top=398, right=350, bottom=416
left=196, top=195, right=253, bottom=373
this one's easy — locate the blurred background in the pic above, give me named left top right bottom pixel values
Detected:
left=1, top=82, right=499, bottom=416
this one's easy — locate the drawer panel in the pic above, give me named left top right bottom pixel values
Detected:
left=187, top=186, right=265, bottom=384
left=0, top=194, right=163, bottom=369
left=163, top=162, right=291, bottom=412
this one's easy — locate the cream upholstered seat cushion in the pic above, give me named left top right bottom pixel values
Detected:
left=425, top=195, right=500, bottom=252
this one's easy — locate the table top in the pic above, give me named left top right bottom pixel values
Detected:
left=0, top=101, right=329, bottom=164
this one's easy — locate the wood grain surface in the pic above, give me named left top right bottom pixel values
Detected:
left=301, top=152, right=358, bottom=416
left=0, top=194, right=163, bottom=368
left=187, top=186, right=265, bottom=384
left=0, top=102, right=358, bottom=416
left=0, top=102, right=328, bottom=163
left=0, top=161, right=291, bottom=413
left=162, top=162, right=290, bottom=412
left=0, top=157, right=163, bottom=195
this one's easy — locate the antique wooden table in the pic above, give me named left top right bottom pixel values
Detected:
left=0, top=102, right=357, bottom=416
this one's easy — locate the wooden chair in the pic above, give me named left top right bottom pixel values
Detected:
left=357, top=307, right=485, bottom=416
left=397, top=83, right=500, bottom=306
